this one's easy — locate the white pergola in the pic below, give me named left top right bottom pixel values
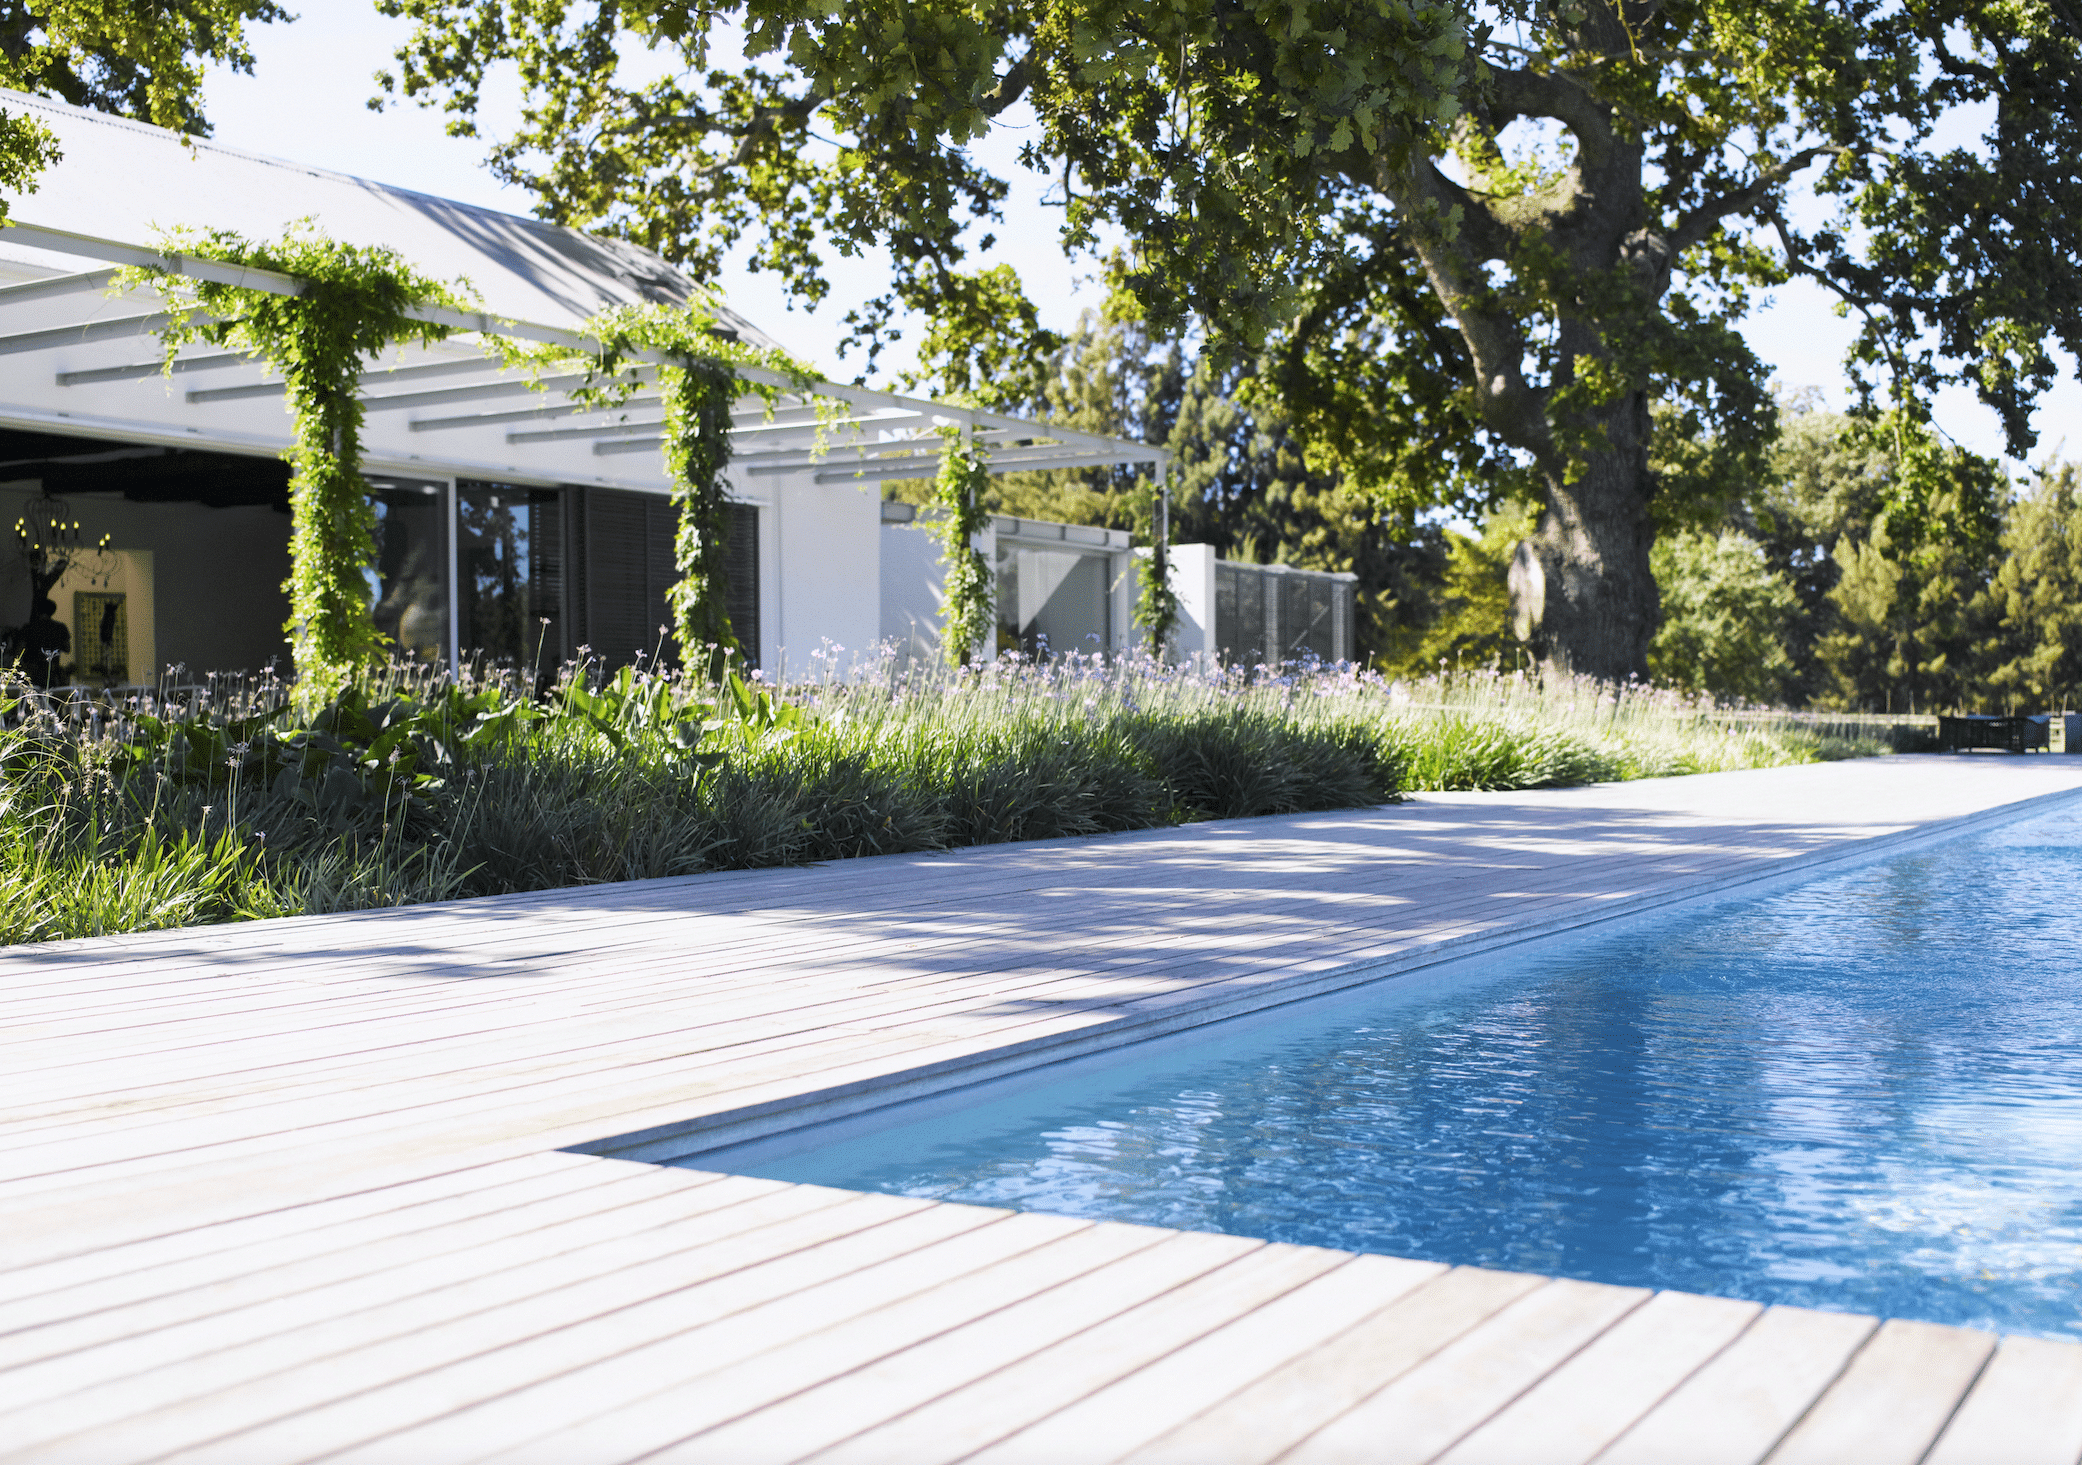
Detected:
left=0, top=220, right=1167, bottom=493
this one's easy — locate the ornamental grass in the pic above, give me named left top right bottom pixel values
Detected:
left=0, top=649, right=1921, bottom=945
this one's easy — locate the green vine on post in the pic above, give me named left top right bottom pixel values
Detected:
left=1135, top=467, right=1181, bottom=657
left=519, top=301, right=813, bottom=680
left=120, top=224, right=468, bottom=694
left=932, top=429, right=994, bottom=666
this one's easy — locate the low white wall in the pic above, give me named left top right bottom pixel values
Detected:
left=1161, top=542, right=1217, bottom=658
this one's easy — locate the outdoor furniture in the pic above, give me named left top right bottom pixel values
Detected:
left=1937, top=714, right=2050, bottom=753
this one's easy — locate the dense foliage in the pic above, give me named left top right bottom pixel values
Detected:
left=0, top=654, right=1908, bottom=944
left=928, top=431, right=995, bottom=666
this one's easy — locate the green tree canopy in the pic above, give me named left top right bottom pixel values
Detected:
left=379, top=0, right=2082, bottom=681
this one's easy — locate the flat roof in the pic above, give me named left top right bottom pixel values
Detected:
left=0, top=87, right=780, bottom=346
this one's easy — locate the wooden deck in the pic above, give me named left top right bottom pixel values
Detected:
left=5, top=753, right=2082, bottom=1464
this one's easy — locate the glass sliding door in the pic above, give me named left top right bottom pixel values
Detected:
left=366, top=476, right=450, bottom=666
left=457, top=480, right=565, bottom=679
left=995, top=545, right=1110, bottom=659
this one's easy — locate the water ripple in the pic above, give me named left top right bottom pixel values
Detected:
left=731, top=801, right=2082, bottom=1339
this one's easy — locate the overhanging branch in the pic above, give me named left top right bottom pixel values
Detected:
left=1671, top=145, right=1847, bottom=252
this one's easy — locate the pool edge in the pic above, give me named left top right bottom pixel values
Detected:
left=572, top=778, right=2082, bottom=1166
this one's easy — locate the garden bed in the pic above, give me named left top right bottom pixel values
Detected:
left=0, top=651, right=1918, bottom=944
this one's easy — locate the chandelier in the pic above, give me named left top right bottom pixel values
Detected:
left=14, top=490, right=116, bottom=606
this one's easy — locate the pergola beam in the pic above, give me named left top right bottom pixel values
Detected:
left=57, top=350, right=251, bottom=385
left=180, top=353, right=516, bottom=404
left=356, top=369, right=652, bottom=414
left=0, top=267, right=121, bottom=304
left=0, top=310, right=197, bottom=356
left=812, top=449, right=1154, bottom=484
left=507, top=419, right=667, bottom=444
left=407, top=397, right=664, bottom=433
left=0, top=218, right=1169, bottom=479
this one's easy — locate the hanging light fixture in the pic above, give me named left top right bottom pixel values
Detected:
left=13, top=488, right=116, bottom=612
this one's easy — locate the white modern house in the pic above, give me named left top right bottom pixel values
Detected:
left=0, top=90, right=1180, bottom=685
left=0, top=89, right=1357, bottom=687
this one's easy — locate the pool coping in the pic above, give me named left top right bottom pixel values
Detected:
left=575, top=774, right=2082, bottom=1166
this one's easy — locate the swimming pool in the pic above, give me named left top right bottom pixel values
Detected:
left=687, top=799, right=2082, bottom=1340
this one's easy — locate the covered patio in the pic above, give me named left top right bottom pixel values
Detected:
left=0, top=88, right=1162, bottom=685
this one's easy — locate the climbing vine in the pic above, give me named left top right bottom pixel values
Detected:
left=931, top=431, right=995, bottom=666
left=121, top=224, right=468, bottom=692
left=1136, top=468, right=1182, bottom=656
left=517, top=300, right=813, bottom=679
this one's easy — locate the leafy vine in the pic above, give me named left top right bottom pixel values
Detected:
left=1134, top=467, right=1182, bottom=655
left=517, top=300, right=814, bottom=679
left=931, top=431, right=995, bottom=666
left=120, top=224, right=469, bottom=693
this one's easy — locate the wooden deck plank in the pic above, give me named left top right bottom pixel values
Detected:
left=1116, top=1267, right=1552, bottom=1465
left=307, top=1208, right=1102, bottom=1465
left=1922, top=1335, right=2082, bottom=1465
left=846, top=1253, right=1446, bottom=1465
left=723, top=1242, right=1349, bottom=1465
left=1761, top=1318, right=1998, bottom=1465
left=0, top=1152, right=593, bottom=1308
left=858, top=1252, right=1441, bottom=1465
left=1432, top=1290, right=1762, bottom=1465
left=1277, top=1277, right=1651, bottom=1465
left=1588, top=1305, right=1880, bottom=1465
left=9, top=1186, right=935, bottom=1464
left=0, top=1164, right=726, bottom=1373
left=631, top=1230, right=1269, bottom=1465
left=320, top=1217, right=1192, bottom=1465
left=1, top=1172, right=815, bottom=1431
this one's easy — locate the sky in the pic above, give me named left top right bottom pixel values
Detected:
left=195, top=7, right=2077, bottom=470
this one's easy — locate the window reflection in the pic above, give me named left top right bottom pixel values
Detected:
left=457, top=481, right=563, bottom=676
left=367, top=478, right=449, bottom=665
left=995, top=546, right=1110, bottom=658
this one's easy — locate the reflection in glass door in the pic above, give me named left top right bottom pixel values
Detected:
left=457, top=481, right=564, bottom=680
left=366, top=477, right=450, bottom=665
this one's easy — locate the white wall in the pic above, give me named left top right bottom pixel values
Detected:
left=1162, top=542, right=1218, bottom=658
left=879, top=514, right=946, bottom=663
left=771, top=471, right=884, bottom=679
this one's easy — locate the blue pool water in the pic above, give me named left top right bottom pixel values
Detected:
left=693, top=801, right=2082, bottom=1339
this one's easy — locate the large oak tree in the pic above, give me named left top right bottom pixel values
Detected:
left=379, top=0, right=2082, bottom=678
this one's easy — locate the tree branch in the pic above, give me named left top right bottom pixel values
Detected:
left=981, top=54, right=1033, bottom=116
left=1375, top=156, right=1553, bottom=460
left=662, top=92, right=821, bottom=176
left=1484, top=66, right=1617, bottom=168
left=1669, top=144, right=1846, bottom=252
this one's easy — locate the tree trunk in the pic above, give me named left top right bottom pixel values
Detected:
left=1512, top=393, right=1660, bottom=682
